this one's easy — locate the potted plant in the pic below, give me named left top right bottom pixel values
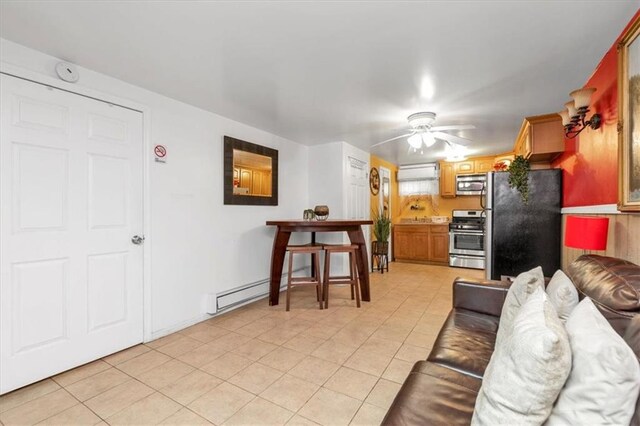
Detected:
left=507, top=155, right=531, bottom=204
left=372, top=208, right=391, bottom=256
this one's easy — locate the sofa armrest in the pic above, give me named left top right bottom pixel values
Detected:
left=453, top=277, right=510, bottom=317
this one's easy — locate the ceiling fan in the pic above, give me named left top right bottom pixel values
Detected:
left=372, top=112, right=475, bottom=152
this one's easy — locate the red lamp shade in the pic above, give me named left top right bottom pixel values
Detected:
left=565, top=216, right=609, bottom=251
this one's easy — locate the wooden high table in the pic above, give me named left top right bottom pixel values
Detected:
left=265, top=220, right=373, bottom=306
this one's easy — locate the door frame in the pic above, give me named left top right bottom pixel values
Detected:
left=0, top=62, right=154, bottom=342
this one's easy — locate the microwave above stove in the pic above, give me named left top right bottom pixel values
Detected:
left=456, top=173, right=487, bottom=196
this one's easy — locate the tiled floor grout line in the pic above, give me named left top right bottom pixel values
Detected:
left=0, top=379, right=59, bottom=418
left=35, top=387, right=87, bottom=425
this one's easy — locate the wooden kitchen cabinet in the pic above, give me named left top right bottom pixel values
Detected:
left=455, top=161, right=475, bottom=174
left=240, top=169, right=252, bottom=189
left=393, top=224, right=449, bottom=265
left=514, top=113, right=564, bottom=162
left=473, top=157, right=495, bottom=174
left=439, top=153, right=512, bottom=198
left=251, top=170, right=273, bottom=196
left=439, top=162, right=456, bottom=198
left=494, top=153, right=514, bottom=168
left=252, top=171, right=263, bottom=194
left=234, top=167, right=272, bottom=196
left=413, top=232, right=430, bottom=260
left=429, top=233, right=449, bottom=263
left=393, top=225, right=429, bottom=261
left=393, top=231, right=413, bottom=260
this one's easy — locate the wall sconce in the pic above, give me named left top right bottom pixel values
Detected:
left=558, top=87, right=602, bottom=139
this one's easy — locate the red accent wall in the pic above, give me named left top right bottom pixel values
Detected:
left=552, top=9, right=640, bottom=207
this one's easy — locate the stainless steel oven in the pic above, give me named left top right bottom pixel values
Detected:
left=449, top=230, right=485, bottom=256
left=449, top=210, right=485, bottom=269
left=456, top=173, right=487, bottom=196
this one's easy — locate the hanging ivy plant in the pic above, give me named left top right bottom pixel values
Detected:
left=507, top=155, right=531, bottom=204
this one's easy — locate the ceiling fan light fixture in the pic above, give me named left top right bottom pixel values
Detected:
left=407, top=134, right=423, bottom=149
left=408, top=112, right=437, bottom=129
left=421, top=132, right=436, bottom=147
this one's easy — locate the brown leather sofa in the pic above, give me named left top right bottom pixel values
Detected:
left=383, top=255, right=640, bottom=426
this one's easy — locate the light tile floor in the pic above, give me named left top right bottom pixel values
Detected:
left=0, top=263, right=482, bottom=426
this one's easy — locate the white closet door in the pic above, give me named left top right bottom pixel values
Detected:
left=346, top=156, right=370, bottom=266
left=0, top=74, right=144, bottom=394
left=346, top=156, right=368, bottom=220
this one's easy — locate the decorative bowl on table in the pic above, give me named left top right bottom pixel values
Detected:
left=314, top=205, right=329, bottom=221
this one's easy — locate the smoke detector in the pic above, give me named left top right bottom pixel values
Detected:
left=55, top=62, right=80, bottom=83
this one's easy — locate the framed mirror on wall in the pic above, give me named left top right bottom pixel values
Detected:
left=224, top=136, right=278, bottom=206
left=618, top=14, right=640, bottom=211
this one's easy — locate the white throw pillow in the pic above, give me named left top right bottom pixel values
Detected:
left=545, top=298, right=640, bottom=426
left=545, top=270, right=579, bottom=323
left=495, top=266, right=545, bottom=348
left=472, top=288, right=571, bottom=426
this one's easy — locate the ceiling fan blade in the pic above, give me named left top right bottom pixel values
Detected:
left=431, top=131, right=472, bottom=146
left=430, top=124, right=476, bottom=132
left=371, top=132, right=415, bottom=148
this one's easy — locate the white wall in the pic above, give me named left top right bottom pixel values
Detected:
left=1, top=39, right=310, bottom=338
left=308, top=142, right=344, bottom=219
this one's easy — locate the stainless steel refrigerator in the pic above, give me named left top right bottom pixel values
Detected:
left=482, top=169, right=562, bottom=280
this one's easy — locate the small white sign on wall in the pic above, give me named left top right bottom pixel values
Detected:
left=154, top=144, right=167, bottom=163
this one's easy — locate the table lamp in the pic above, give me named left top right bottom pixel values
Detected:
left=564, top=216, right=609, bottom=254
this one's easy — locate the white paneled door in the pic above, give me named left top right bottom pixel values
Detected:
left=0, top=74, right=144, bottom=394
left=346, top=156, right=370, bottom=266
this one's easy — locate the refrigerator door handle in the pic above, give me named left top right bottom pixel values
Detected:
left=485, top=210, right=492, bottom=280
left=484, top=172, right=493, bottom=280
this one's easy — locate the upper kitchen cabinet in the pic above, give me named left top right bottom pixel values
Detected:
left=455, top=161, right=475, bottom=174
left=448, top=155, right=499, bottom=176
left=473, top=156, right=495, bottom=173
left=494, top=153, right=515, bottom=168
left=440, top=162, right=456, bottom=197
left=514, top=113, right=564, bottom=163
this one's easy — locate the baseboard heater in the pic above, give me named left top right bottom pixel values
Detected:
left=214, top=266, right=308, bottom=313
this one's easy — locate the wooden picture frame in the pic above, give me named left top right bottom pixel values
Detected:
left=223, top=136, right=278, bottom=206
left=370, top=167, right=380, bottom=195
left=618, top=15, right=640, bottom=211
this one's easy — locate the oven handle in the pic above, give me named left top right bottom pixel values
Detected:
left=450, top=231, right=484, bottom=236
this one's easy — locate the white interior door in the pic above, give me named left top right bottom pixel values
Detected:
left=345, top=156, right=370, bottom=269
left=0, top=74, right=144, bottom=394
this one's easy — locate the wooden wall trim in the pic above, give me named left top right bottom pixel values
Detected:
left=561, top=204, right=620, bottom=214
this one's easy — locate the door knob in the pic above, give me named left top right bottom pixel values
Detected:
left=131, top=235, right=145, bottom=245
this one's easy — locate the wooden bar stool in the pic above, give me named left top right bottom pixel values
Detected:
left=322, top=244, right=361, bottom=309
left=285, top=244, right=323, bottom=311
